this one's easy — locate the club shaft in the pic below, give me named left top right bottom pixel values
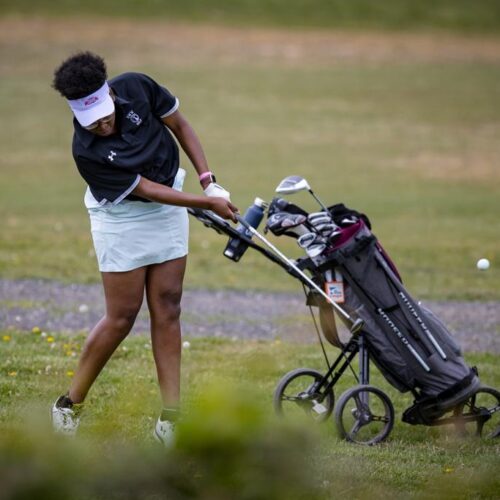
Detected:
left=236, top=215, right=352, bottom=322
left=308, top=189, right=330, bottom=212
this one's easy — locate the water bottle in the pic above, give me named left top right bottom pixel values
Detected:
left=223, top=197, right=268, bottom=262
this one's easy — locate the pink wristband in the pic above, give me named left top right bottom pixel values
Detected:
left=199, top=171, right=214, bottom=181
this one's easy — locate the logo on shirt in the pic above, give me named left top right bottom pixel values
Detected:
left=108, top=150, right=117, bottom=161
left=126, top=110, right=142, bottom=126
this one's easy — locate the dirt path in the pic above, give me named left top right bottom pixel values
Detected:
left=1, top=279, right=498, bottom=353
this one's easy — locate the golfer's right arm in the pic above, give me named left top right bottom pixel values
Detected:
left=132, top=176, right=238, bottom=221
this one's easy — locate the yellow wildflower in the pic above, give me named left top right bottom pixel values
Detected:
left=67, top=370, right=74, bottom=377
left=47, top=336, right=55, bottom=343
left=8, top=371, right=17, bottom=377
left=32, top=327, right=41, bottom=334
left=2, top=335, right=11, bottom=342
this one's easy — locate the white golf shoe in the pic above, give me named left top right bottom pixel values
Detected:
left=52, top=395, right=80, bottom=436
left=153, top=418, right=176, bottom=448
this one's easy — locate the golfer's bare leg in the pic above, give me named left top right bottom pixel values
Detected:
left=146, top=256, right=186, bottom=407
left=68, top=268, right=147, bottom=403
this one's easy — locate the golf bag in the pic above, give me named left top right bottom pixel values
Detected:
left=268, top=200, right=481, bottom=425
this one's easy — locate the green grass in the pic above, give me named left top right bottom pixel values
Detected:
left=2, top=0, right=500, bottom=33
left=1, top=18, right=499, bottom=299
left=1, top=330, right=499, bottom=498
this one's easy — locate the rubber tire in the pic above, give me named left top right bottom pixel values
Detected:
left=273, top=368, right=334, bottom=423
left=453, top=386, right=500, bottom=439
left=335, top=384, right=394, bottom=445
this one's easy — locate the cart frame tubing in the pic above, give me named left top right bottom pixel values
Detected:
left=311, top=335, right=371, bottom=398
left=359, top=334, right=370, bottom=385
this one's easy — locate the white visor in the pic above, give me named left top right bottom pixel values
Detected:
left=67, top=81, right=115, bottom=127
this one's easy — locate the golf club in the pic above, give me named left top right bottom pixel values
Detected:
left=266, top=212, right=309, bottom=237
left=306, top=243, right=327, bottom=258
left=236, top=214, right=364, bottom=333
left=307, top=214, right=341, bottom=240
left=276, top=176, right=330, bottom=212
left=308, top=212, right=333, bottom=225
left=315, top=223, right=338, bottom=235
left=297, top=232, right=317, bottom=249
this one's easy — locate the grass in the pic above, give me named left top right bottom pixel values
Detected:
left=1, top=14, right=498, bottom=498
left=1, top=18, right=499, bottom=299
left=1, top=329, right=499, bottom=498
left=1, top=0, right=500, bottom=33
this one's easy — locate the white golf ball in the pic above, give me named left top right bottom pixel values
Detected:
left=477, top=258, right=490, bottom=271
left=182, top=341, right=191, bottom=349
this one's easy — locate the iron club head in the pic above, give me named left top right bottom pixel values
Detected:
left=297, top=232, right=317, bottom=249
left=306, top=243, right=326, bottom=258
left=308, top=212, right=332, bottom=222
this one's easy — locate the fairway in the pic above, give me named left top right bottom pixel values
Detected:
left=1, top=332, right=499, bottom=498
left=1, top=18, right=499, bottom=299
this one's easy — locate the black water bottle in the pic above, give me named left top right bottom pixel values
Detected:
left=223, top=197, right=267, bottom=262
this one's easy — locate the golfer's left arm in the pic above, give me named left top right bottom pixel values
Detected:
left=162, top=110, right=213, bottom=190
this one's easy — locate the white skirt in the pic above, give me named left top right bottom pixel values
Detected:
left=86, top=169, right=189, bottom=272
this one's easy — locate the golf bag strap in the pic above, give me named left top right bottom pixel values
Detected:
left=306, top=291, right=343, bottom=348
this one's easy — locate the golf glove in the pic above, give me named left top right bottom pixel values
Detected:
left=204, top=182, right=231, bottom=202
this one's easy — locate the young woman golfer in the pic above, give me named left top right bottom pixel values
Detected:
left=51, top=52, right=238, bottom=445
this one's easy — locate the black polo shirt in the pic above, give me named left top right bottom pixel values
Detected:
left=72, top=72, right=180, bottom=204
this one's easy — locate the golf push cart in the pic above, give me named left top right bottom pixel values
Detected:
left=188, top=176, right=500, bottom=445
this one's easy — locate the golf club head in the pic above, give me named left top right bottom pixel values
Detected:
left=297, top=232, right=317, bottom=249
left=309, top=218, right=337, bottom=231
left=328, top=229, right=343, bottom=240
left=266, top=212, right=309, bottom=238
left=306, top=243, right=326, bottom=258
left=275, top=175, right=311, bottom=195
left=317, top=223, right=338, bottom=237
left=341, top=217, right=358, bottom=225
left=308, top=215, right=333, bottom=228
left=308, top=212, right=332, bottom=222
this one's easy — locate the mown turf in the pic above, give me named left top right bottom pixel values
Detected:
left=1, top=329, right=499, bottom=498
left=1, top=19, right=499, bottom=299
left=2, top=0, right=500, bottom=33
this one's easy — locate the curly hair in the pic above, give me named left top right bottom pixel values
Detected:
left=52, top=51, right=108, bottom=99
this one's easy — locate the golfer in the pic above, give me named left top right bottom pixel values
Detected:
left=51, top=51, right=238, bottom=445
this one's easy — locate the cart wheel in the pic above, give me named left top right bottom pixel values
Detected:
left=273, top=368, right=334, bottom=423
left=335, top=385, right=394, bottom=445
left=453, top=386, right=500, bottom=439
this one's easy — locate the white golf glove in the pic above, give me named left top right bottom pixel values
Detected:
left=203, top=182, right=231, bottom=202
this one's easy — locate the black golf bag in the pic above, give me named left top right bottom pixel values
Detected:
left=268, top=200, right=481, bottom=425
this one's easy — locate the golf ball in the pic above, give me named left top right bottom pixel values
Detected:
left=477, top=258, right=490, bottom=271
left=182, top=341, right=191, bottom=349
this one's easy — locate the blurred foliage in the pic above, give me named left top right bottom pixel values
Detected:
left=1, top=0, right=500, bottom=33
left=0, top=386, right=325, bottom=500
left=0, top=332, right=499, bottom=499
